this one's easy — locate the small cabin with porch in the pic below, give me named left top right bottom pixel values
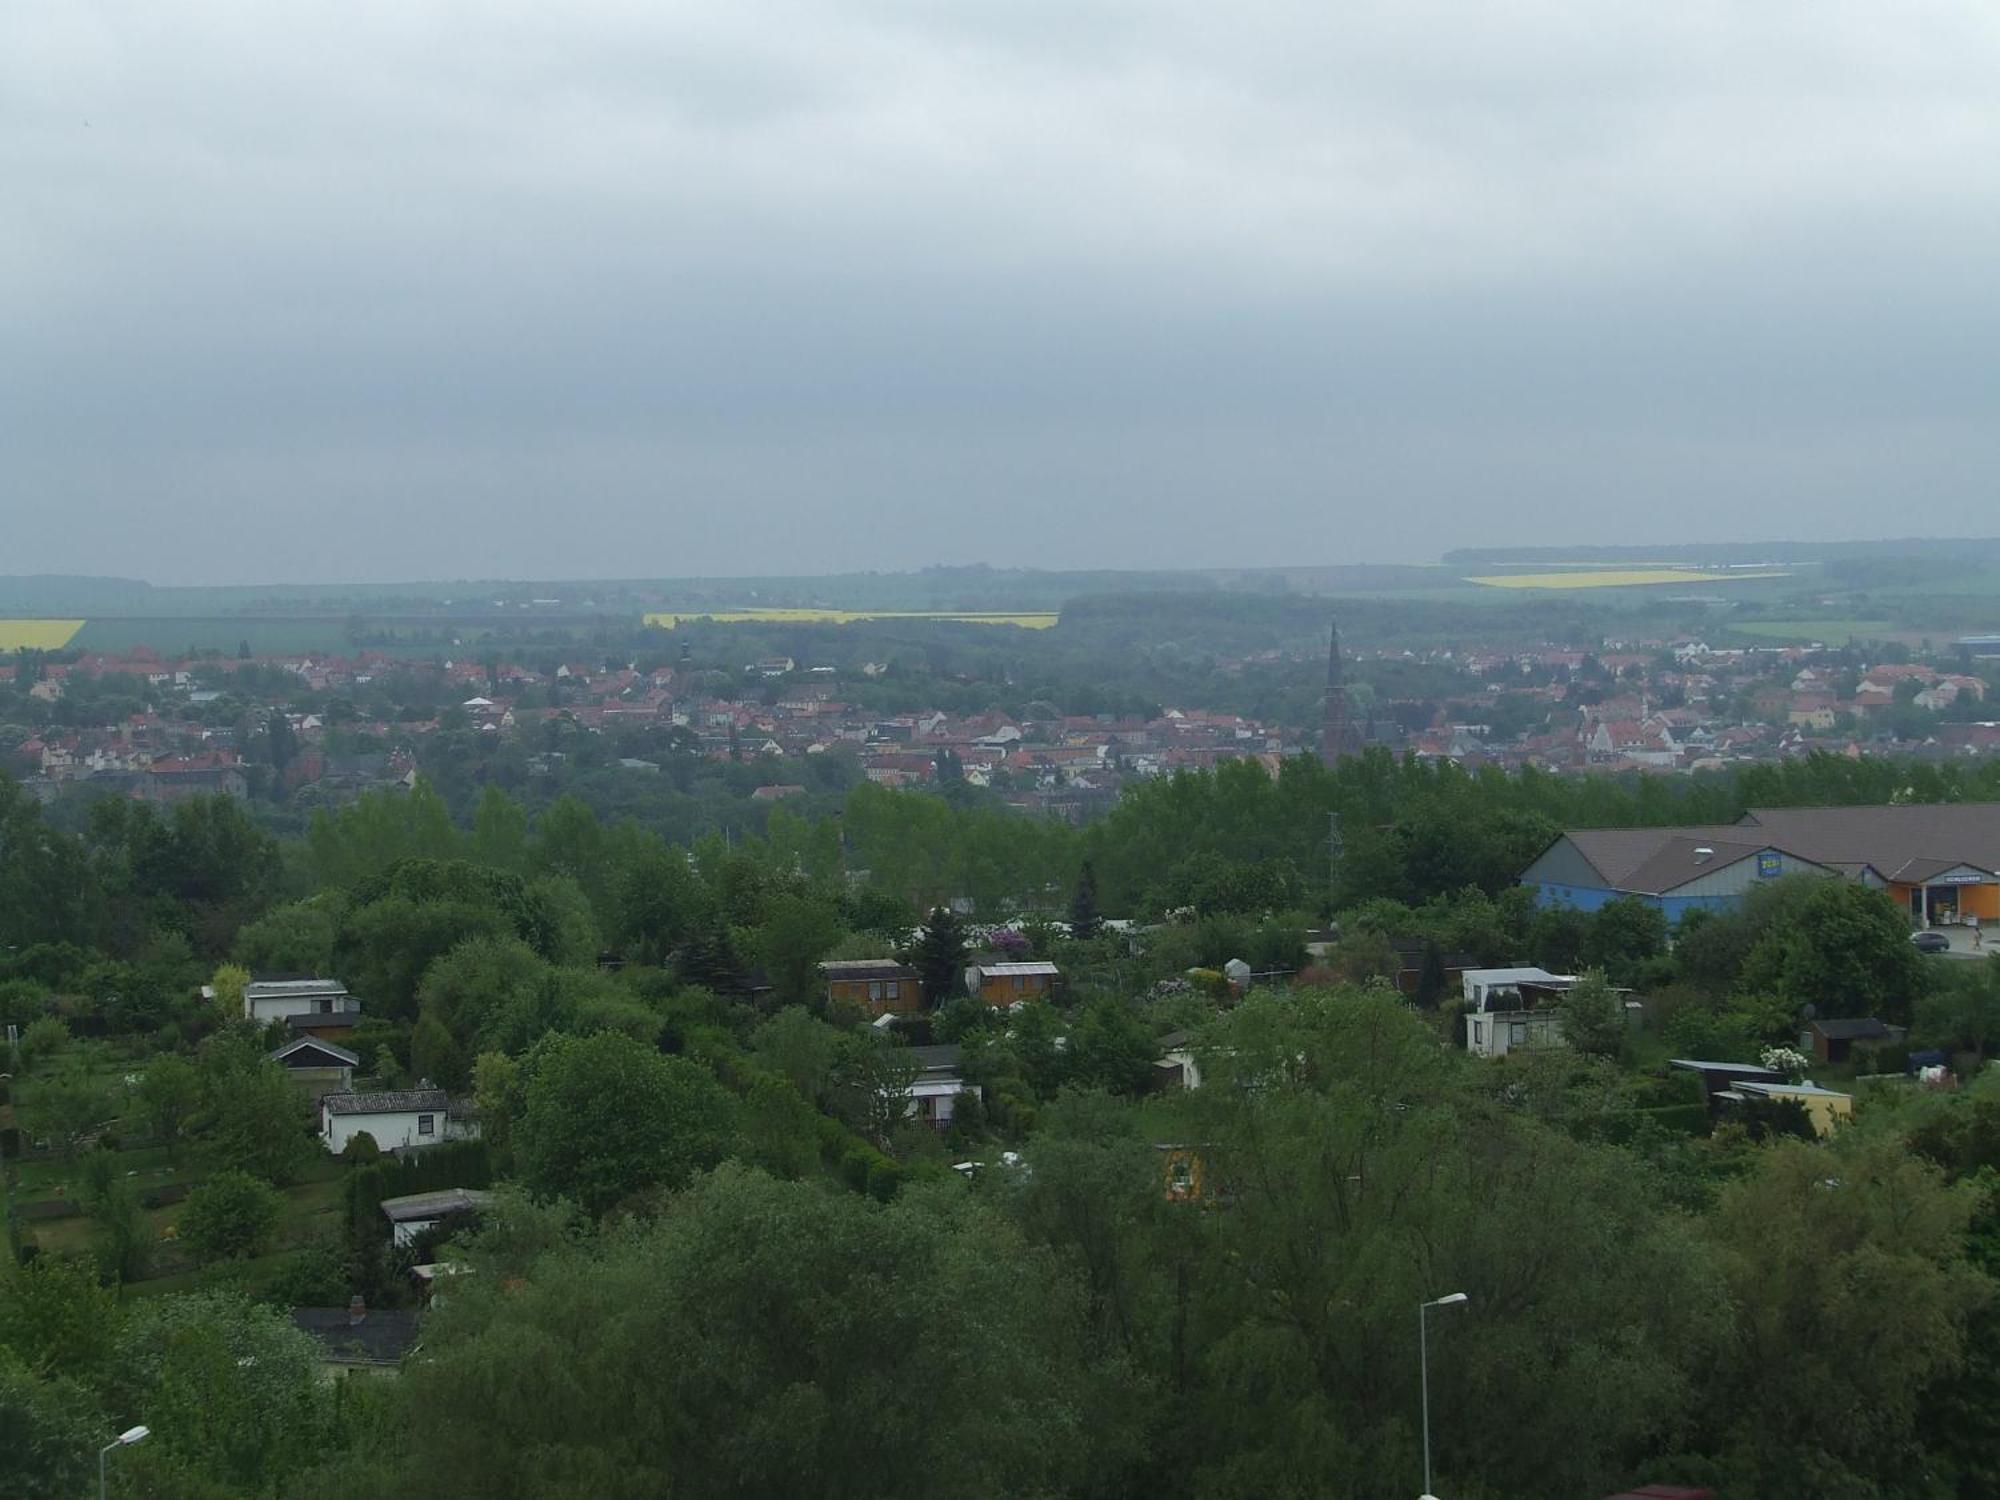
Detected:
left=904, top=1044, right=968, bottom=1129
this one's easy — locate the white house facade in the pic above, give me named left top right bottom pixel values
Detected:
left=321, top=1089, right=473, bottom=1154
left=1462, top=967, right=1578, bottom=1059
left=379, top=1188, right=496, bottom=1249
left=902, top=1045, right=968, bottom=1130
left=244, top=977, right=359, bottom=1026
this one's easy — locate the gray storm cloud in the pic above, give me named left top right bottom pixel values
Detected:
left=2, top=0, right=1997, bottom=582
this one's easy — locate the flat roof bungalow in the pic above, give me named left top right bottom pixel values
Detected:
left=243, top=976, right=359, bottom=1025
left=1720, top=1079, right=1855, bottom=1139
left=379, top=1188, right=496, bottom=1248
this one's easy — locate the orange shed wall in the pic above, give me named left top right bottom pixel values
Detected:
left=977, top=975, right=1053, bottom=1006
left=1963, top=885, right=2000, bottom=921
left=828, top=979, right=922, bottom=1015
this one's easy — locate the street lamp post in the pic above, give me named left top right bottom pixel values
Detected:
left=99, top=1425, right=149, bottom=1499
left=1419, top=1293, right=1469, bottom=1499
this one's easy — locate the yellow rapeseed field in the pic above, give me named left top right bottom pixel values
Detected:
left=1465, top=570, right=1790, bottom=590
left=0, top=619, right=86, bottom=648
left=644, top=609, right=1059, bottom=629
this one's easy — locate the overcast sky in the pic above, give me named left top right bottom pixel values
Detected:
left=4, top=1, right=1998, bottom=585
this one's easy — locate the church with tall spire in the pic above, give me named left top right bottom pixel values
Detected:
left=1321, top=619, right=1365, bottom=762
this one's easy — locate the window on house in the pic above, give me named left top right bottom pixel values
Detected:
left=417, top=1114, right=436, bottom=1136
left=886, top=981, right=900, bottom=999
left=1509, top=1021, right=1528, bottom=1047
left=1471, top=1020, right=1483, bottom=1045
left=868, top=981, right=883, bottom=1002
left=1014, top=975, right=1025, bottom=990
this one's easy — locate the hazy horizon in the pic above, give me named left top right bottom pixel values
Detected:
left=6, top=2, right=1999, bottom=586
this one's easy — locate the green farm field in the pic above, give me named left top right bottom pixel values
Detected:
left=1724, top=618, right=1900, bottom=644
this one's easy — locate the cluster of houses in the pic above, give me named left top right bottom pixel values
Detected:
left=10, top=634, right=2000, bottom=820
left=819, top=956, right=1062, bottom=1019
left=235, top=977, right=476, bottom=1155
left=1, top=647, right=1296, bottom=813
left=1401, top=642, right=2000, bottom=774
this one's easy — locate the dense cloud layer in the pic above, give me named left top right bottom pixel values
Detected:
left=3, top=1, right=1997, bottom=582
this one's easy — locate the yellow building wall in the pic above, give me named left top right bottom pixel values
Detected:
left=1763, top=1087, right=1854, bottom=1138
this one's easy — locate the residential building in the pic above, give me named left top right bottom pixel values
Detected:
left=291, top=1297, right=420, bottom=1378
left=268, top=1037, right=359, bottom=1098
left=1461, top=967, right=1578, bottom=1058
left=964, top=960, right=1060, bottom=1006
left=1671, top=1058, right=1787, bottom=1111
left=379, top=1188, right=496, bottom=1249
left=320, top=1089, right=470, bottom=1154
left=1803, top=1017, right=1896, bottom=1066
left=243, top=976, right=359, bottom=1026
left=821, top=958, right=924, bottom=1017
left=903, top=1044, right=968, bottom=1130
left=1725, top=1079, right=1855, bottom=1137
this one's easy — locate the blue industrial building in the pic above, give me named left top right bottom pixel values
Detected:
left=1521, top=828, right=1833, bottom=923
left=1521, top=803, right=2000, bottom=925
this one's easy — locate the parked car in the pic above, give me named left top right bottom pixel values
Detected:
left=1911, top=930, right=1951, bottom=953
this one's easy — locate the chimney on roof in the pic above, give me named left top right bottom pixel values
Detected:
left=348, top=1295, right=367, bottom=1326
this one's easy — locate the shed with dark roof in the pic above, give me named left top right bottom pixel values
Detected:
left=291, top=1298, right=420, bottom=1374
left=1806, top=1015, right=1896, bottom=1065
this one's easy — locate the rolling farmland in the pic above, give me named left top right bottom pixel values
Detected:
left=0, top=619, right=85, bottom=649
left=1465, top=569, right=1791, bottom=590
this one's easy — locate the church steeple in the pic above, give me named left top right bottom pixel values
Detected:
left=1322, top=619, right=1361, bottom=762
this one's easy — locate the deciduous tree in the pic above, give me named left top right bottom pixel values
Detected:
left=515, top=1031, right=733, bottom=1216
left=179, top=1169, right=284, bottom=1263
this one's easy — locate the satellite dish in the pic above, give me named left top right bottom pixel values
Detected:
left=1800, top=1002, right=1817, bottom=1021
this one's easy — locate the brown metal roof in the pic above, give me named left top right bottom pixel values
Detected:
left=1563, top=828, right=1779, bottom=891
left=1557, top=803, right=2000, bottom=895
left=1614, top=837, right=1776, bottom=895
left=1739, top=803, right=2000, bottom=882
